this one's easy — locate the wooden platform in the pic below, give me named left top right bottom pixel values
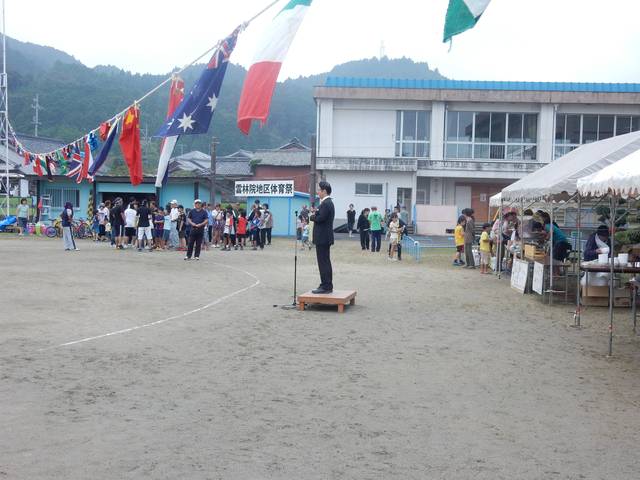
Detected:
left=298, top=290, right=357, bottom=313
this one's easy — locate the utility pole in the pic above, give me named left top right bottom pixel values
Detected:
left=31, top=94, right=42, bottom=137
left=210, top=137, right=218, bottom=206
left=379, top=40, right=386, bottom=59
left=1, top=0, right=9, bottom=217
left=309, top=134, right=317, bottom=207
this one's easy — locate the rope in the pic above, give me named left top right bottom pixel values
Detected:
left=9, top=0, right=283, bottom=157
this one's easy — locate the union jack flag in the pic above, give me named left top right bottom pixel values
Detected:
left=65, top=154, right=83, bottom=183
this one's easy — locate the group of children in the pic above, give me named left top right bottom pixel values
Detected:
left=89, top=198, right=274, bottom=253
left=453, top=215, right=493, bottom=274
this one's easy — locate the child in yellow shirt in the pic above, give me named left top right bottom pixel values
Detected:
left=453, top=215, right=466, bottom=266
left=479, top=222, right=492, bottom=274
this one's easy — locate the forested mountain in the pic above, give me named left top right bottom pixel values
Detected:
left=3, top=36, right=446, bottom=170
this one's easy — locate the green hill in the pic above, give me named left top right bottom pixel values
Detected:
left=3, top=36, right=446, bottom=171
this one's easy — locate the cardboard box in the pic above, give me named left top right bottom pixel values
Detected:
left=615, top=297, right=631, bottom=308
left=524, top=244, right=537, bottom=258
left=583, top=285, right=610, bottom=297
left=582, top=296, right=609, bottom=307
left=614, top=287, right=631, bottom=307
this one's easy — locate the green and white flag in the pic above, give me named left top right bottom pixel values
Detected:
left=443, top=0, right=491, bottom=43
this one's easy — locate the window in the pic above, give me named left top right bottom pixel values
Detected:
left=355, top=183, right=383, bottom=196
left=395, top=111, right=431, bottom=157
left=445, top=111, right=538, bottom=160
left=42, top=187, right=80, bottom=209
left=555, top=114, right=640, bottom=158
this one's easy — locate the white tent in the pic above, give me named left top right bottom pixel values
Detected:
left=489, top=192, right=502, bottom=207
left=577, top=148, right=640, bottom=198
left=501, top=131, right=640, bottom=202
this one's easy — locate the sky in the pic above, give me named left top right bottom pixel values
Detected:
left=6, top=0, right=640, bottom=83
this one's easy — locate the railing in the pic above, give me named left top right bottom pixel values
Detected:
left=317, top=157, right=417, bottom=172
left=417, top=159, right=541, bottom=173
left=401, top=234, right=423, bottom=262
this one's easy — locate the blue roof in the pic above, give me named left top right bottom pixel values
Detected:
left=324, top=77, right=640, bottom=93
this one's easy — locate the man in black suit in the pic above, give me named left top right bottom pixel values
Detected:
left=310, top=181, right=335, bottom=294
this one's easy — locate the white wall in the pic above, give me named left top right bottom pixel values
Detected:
left=323, top=170, right=415, bottom=222
left=317, top=99, right=333, bottom=158
left=332, top=108, right=395, bottom=157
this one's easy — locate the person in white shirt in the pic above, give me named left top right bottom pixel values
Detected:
left=169, top=199, right=180, bottom=249
left=97, top=203, right=109, bottom=241
left=124, top=202, right=138, bottom=247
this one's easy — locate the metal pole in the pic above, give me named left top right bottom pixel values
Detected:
left=2, top=0, right=8, bottom=217
left=309, top=134, right=317, bottom=208
left=608, top=194, right=616, bottom=356
left=498, top=198, right=504, bottom=279
left=209, top=137, right=217, bottom=206
left=549, top=205, right=554, bottom=305
left=575, top=196, right=582, bottom=327
left=292, top=211, right=299, bottom=307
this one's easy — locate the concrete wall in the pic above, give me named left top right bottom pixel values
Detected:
left=322, top=170, right=414, bottom=223
left=333, top=108, right=395, bottom=157
left=415, top=205, right=459, bottom=235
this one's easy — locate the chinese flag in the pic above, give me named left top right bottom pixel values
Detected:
left=33, top=155, right=44, bottom=177
left=119, top=105, right=143, bottom=185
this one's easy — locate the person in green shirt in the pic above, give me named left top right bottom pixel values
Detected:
left=16, top=198, right=29, bottom=236
left=368, top=206, right=383, bottom=252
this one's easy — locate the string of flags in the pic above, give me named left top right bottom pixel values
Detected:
left=8, top=0, right=492, bottom=186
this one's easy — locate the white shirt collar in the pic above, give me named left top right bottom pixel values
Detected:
left=320, top=195, right=331, bottom=203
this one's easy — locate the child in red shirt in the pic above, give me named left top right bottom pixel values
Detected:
left=236, top=210, right=248, bottom=250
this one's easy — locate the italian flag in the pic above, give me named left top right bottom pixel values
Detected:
left=237, top=0, right=313, bottom=135
left=443, top=0, right=491, bottom=43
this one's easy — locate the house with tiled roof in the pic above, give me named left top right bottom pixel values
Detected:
left=251, top=138, right=311, bottom=193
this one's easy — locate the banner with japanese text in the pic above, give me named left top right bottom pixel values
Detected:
left=235, top=180, right=294, bottom=197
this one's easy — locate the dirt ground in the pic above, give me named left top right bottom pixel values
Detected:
left=1, top=235, right=640, bottom=479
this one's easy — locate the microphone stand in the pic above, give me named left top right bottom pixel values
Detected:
left=278, top=210, right=300, bottom=310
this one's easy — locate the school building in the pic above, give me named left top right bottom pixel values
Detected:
left=314, top=78, right=640, bottom=233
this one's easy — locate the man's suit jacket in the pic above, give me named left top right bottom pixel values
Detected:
left=311, top=197, right=335, bottom=246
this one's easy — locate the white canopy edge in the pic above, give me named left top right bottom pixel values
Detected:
left=501, top=131, right=640, bottom=203
left=577, top=148, right=640, bottom=198
left=489, top=192, right=502, bottom=207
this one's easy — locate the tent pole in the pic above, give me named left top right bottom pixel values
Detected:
left=574, top=196, right=582, bottom=327
left=498, top=198, right=503, bottom=279
left=608, top=194, right=616, bottom=356
left=549, top=205, right=554, bottom=305
left=520, top=200, right=525, bottom=262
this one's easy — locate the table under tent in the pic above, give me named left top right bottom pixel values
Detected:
left=492, top=130, right=640, bottom=355
left=577, top=147, right=640, bottom=355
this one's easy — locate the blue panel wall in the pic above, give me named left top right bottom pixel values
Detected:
left=40, top=178, right=93, bottom=221
left=97, top=183, right=155, bottom=194
left=247, top=193, right=311, bottom=236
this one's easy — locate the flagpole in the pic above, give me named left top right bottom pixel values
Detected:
left=2, top=0, right=8, bottom=216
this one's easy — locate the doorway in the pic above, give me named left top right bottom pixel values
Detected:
left=454, top=185, right=472, bottom=217
left=396, top=187, right=412, bottom=221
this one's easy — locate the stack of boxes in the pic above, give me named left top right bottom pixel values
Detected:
left=581, top=284, right=632, bottom=307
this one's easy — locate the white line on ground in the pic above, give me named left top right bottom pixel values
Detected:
left=40, top=263, right=261, bottom=350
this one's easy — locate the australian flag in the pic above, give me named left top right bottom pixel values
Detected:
left=157, top=27, right=240, bottom=137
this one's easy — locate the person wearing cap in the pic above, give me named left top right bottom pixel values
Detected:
left=97, top=202, right=109, bottom=241
left=169, top=199, right=180, bottom=249
left=185, top=199, right=209, bottom=260
left=584, top=225, right=611, bottom=262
